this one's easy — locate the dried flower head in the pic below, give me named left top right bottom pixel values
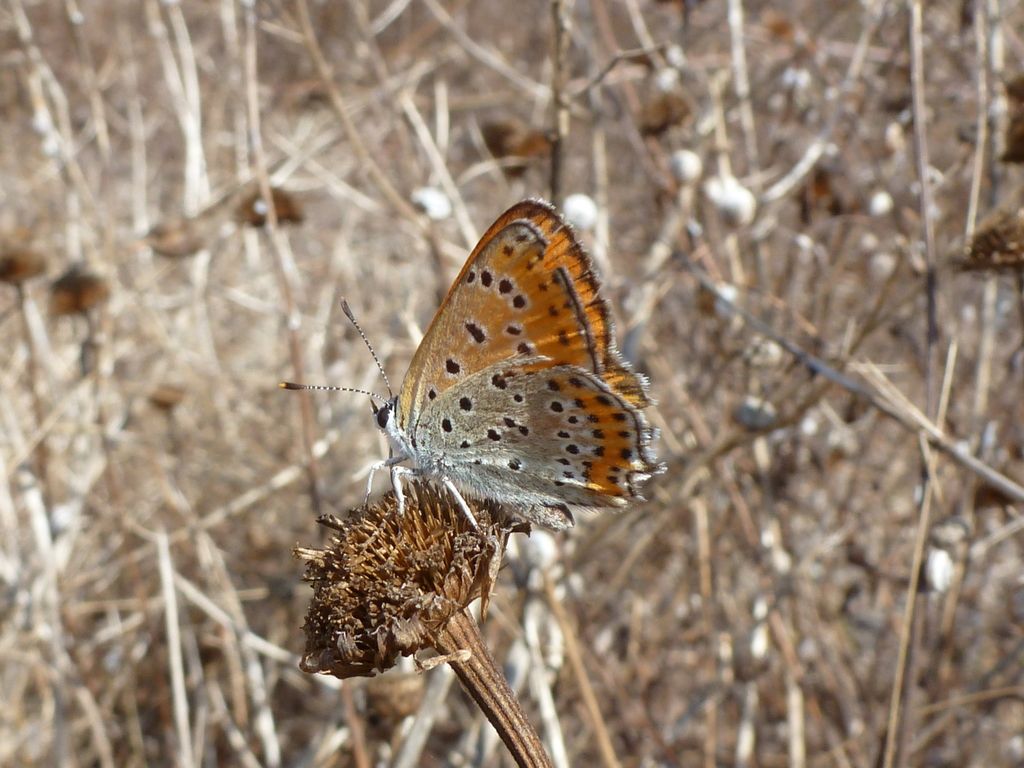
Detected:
left=143, top=218, right=207, bottom=258
left=236, top=187, right=304, bottom=227
left=480, top=119, right=551, bottom=178
left=296, top=482, right=515, bottom=679
left=0, top=246, right=46, bottom=285
left=956, top=207, right=1024, bottom=273
left=279, top=78, right=330, bottom=110
left=148, top=383, right=186, bottom=412
left=799, top=166, right=846, bottom=222
left=50, top=265, right=110, bottom=316
left=639, top=91, right=691, bottom=137
left=761, top=9, right=797, bottom=43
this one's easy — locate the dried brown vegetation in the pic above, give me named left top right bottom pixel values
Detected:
left=2, top=1, right=1023, bottom=767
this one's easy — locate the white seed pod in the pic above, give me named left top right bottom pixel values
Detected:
left=868, top=251, right=897, bottom=282
left=704, top=174, right=757, bottom=227
left=885, top=121, right=905, bottom=155
left=411, top=187, right=452, bottom=221
left=665, top=45, right=686, bottom=69
left=744, top=336, right=783, bottom=368
left=714, top=282, right=738, bottom=318
left=868, top=190, right=894, bottom=216
left=654, top=67, right=680, bottom=92
left=800, top=414, right=819, bottom=436
left=781, top=66, right=812, bottom=92
left=924, top=548, right=954, bottom=593
left=670, top=149, right=703, bottom=185
left=562, top=193, right=599, bottom=231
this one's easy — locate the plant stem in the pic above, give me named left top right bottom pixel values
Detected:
left=436, top=610, right=553, bottom=768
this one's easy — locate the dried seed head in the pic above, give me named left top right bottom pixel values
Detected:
left=480, top=119, right=551, bottom=178
left=50, top=265, right=110, bottom=315
left=800, top=166, right=846, bottom=221
left=761, top=9, right=796, bottom=43
left=639, top=91, right=691, bottom=137
left=279, top=78, right=330, bottom=110
left=956, top=207, right=1024, bottom=273
left=296, top=482, right=515, bottom=679
left=148, top=383, right=186, bottom=412
left=144, top=219, right=206, bottom=258
left=236, top=187, right=304, bottom=227
left=0, top=246, right=46, bottom=285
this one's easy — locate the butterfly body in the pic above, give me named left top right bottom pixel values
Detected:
left=376, top=199, right=661, bottom=529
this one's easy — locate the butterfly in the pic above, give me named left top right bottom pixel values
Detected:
left=364, top=199, right=662, bottom=530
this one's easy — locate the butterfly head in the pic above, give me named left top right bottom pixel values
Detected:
left=373, top=395, right=412, bottom=461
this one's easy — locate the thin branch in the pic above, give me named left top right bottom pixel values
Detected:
left=682, top=263, right=1024, bottom=505
left=157, top=531, right=195, bottom=768
left=241, top=1, right=323, bottom=514
left=543, top=576, right=621, bottom=768
left=880, top=434, right=938, bottom=768
left=549, top=0, right=572, bottom=203
left=294, top=0, right=424, bottom=229
left=907, top=0, right=940, bottom=418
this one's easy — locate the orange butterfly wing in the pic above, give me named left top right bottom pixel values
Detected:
left=397, top=200, right=650, bottom=430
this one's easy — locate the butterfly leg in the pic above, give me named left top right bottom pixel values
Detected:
left=389, top=465, right=417, bottom=514
left=441, top=477, right=480, bottom=531
left=364, top=460, right=385, bottom=505
left=365, top=456, right=409, bottom=506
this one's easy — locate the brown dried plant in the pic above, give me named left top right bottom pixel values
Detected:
left=480, top=118, right=552, bottom=178
left=235, top=187, right=304, bottom=228
left=956, top=206, right=1024, bottom=272
left=49, top=264, right=110, bottom=316
left=296, top=481, right=551, bottom=767
left=0, top=242, right=46, bottom=285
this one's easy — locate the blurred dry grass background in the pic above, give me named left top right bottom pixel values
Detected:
left=2, top=0, right=1024, bottom=766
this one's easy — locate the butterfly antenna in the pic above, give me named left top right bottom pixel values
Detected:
left=340, top=298, right=394, bottom=397
left=279, top=381, right=388, bottom=403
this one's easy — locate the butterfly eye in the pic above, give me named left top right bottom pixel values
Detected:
left=376, top=402, right=392, bottom=429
